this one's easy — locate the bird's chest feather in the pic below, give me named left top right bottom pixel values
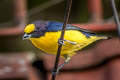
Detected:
left=30, top=31, right=61, bottom=54
left=29, top=30, right=98, bottom=55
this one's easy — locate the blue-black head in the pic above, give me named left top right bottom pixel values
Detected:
left=23, top=20, right=48, bottom=39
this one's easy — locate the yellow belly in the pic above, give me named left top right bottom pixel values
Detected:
left=29, top=30, right=101, bottom=57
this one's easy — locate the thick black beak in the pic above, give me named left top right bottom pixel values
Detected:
left=23, top=33, right=31, bottom=40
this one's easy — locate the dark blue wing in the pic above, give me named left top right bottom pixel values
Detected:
left=47, top=21, right=80, bottom=31
left=47, top=21, right=96, bottom=37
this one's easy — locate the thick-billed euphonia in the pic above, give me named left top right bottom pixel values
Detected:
left=23, top=20, right=110, bottom=72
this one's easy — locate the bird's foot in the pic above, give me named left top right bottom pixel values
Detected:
left=56, top=61, right=68, bottom=73
left=52, top=69, right=59, bottom=75
left=58, top=39, right=65, bottom=45
left=52, top=62, right=68, bottom=75
left=58, top=39, right=77, bottom=45
left=52, top=55, right=71, bottom=75
left=56, top=55, right=71, bottom=73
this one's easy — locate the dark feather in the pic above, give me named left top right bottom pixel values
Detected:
left=32, top=20, right=96, bottom=38
left=47, top=21, right=96, bottom=37
left=32, top=20, right=48, bottom=31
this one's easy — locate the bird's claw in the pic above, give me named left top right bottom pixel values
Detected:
left=58, top=39, right=77, bottom=45
left=52, top=55, right=71, bottom=75
left=58, top=39, right=65, bottom=45
left=52, top=69, right=59, bottom=75
left=52, top=61, right=69, bottom=75
left=56, top=62, right=68, bottom=74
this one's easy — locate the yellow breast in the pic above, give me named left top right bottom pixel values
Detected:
left=29, top=30, right=101, bottom=57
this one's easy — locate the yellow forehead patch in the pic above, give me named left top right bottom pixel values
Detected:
left=24, top=24, right=35, bottom=33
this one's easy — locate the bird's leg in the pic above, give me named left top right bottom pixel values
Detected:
left=58, top=39, right=65, bottom=45
left=58, top=39, right=77, bottom=45
left=56, top=55, right=71, bottom=73
left=64, top=40, right=77, bottom=45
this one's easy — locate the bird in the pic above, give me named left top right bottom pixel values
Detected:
left=23, top=20, right=110, bottom=72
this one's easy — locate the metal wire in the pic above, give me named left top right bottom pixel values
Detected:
left=110, top=0, right=120, bottom=36
left=51, top=0, right=72, bottom=80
